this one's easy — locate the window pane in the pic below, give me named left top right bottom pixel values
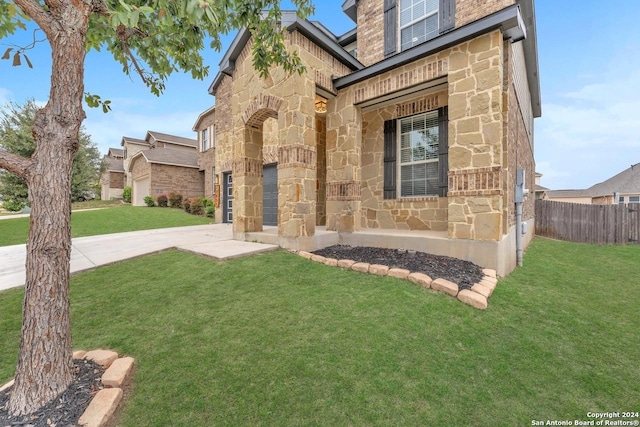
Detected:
left=426, top=0, right=438, bottom=13
left=630, top=196, right=640, bottom=203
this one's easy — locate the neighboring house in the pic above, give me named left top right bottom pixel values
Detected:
left=128, top=148, right=204, bottom=206
left=534, top=172, right=549, bottom=200
left=199, top=0, right=541, bottom=275
left=193, top=106, right=217, bottom=204
left=110, top=131, right=204, bottom=206
left=100, top=148, right=125, bottom=200
left=546, top=163, right=640, bottom=205
left=121, top=136, right=150, bottom=187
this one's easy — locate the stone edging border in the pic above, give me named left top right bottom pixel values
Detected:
left=296, top=251, right=498, bottom=310
left=0, top=349, right=134, bottom=427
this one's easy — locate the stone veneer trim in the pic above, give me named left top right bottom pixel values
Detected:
left=326, top=181, right=362, bottom=201
left=278, top=145, right=317, bottom=169
left=448, top=167, right=503, bottom=196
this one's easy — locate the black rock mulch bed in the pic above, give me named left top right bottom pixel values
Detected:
left=0, top=358, right=104, bottom=427
left=312, top=245, right=484, bottom=290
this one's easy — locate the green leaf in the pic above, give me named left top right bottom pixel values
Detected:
left=23, top=53, right=32, bottom=68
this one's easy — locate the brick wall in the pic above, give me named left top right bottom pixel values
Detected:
left=150, top=164, right=204, bottom=201
left=354, top=0, right=516, bottom=68
left=456, top=0, right=515, bottom=28
left=110, top=171, right=124, bottom=189
left=504, top=42, right=535, bottom=230
left=356, top=0, right=384, bottom=67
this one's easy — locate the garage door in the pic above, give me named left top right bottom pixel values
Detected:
left=263, top=164, right=278, bottom=226
left=133, top=178, right=150, bottom=206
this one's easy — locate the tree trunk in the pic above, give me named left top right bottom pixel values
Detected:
left=7, top=2, right=90, bottom=416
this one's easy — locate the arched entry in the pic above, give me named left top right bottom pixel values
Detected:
left=233, top=94, right=282, bottom=234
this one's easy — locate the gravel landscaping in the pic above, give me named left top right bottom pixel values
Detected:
left=313, top=245, right=484, bottom=290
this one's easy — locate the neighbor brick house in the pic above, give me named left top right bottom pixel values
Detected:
left=117, top=131, right=204, bottom=206
left=99, top=148, right=125, bottom=200
left=546, top=163, right=640, bottom=205
left=202, top=0, right=541, bottom=275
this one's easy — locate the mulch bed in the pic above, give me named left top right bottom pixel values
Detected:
left=312, top=245, right=484, bottom=290
left=0, top=359, right=104, bottom=427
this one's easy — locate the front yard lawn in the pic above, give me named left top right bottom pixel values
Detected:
left=0, top=238, right=638, bottom=425
left=0, top=205, right=213, bottom=247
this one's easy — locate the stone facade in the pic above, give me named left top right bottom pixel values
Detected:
left=203, top=1, right=539, bottom=274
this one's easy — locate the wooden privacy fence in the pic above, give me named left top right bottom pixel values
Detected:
left=535, top=200, right=640, bottom=245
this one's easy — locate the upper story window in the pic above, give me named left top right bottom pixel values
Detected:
left=384, top=0, right=455, bottom=57
left=201, top=128, right=209, bottom=151
left=400, top=0, right=439, bottom=51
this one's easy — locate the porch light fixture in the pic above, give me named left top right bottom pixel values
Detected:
left=315, top=98, right=327, bottom=113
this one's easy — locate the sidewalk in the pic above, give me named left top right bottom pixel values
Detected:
left=0, top=223, right=278, bottom=292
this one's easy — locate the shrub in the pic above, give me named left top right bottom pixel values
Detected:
left=123, top=186, right=132, bottom=203
left=2, top=199, right=24, bottom=212
left=143, top=195, right=155, bottom=207
left=157, top=194, right=168, bottom=207
left=189, top=197, right=204, bottom=216
left=204, top=198, right=214, bottom=208
left=205, top=205, right=215, bottom=218
left=168, top=192, right=183, bottom=208
left=183, top=199, right=191, bottom=213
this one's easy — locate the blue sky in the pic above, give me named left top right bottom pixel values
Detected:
left=1, top=1, right=639, bottom=191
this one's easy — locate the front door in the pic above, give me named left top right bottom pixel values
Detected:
left=263, top=163, right=278, bottom=226
left=223, top=172, right=233, bottom=223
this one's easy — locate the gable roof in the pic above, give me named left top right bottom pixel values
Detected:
left=192, top=106, right=216, bottom=131
left=208, top=11, right=363, bottom=96
left=146, top=131, right=198, bottom=148
left=121, top=136, right=149, bottom=147
left=588, top=163, right=640, bottom=197
left=103, top=156, right=124, bottom=172
left=129, top=148, right=199, bottom=171
left=545, top=189, right=593, bottom=199
left=107, top=148, right=124, bottom=158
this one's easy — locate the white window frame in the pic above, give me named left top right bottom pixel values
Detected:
left=629, top=196, right=640, bottom=204
left=201, top=128, right=209, bottom=152
left=399, top=0, right=439, bottom=52
left=397, top=110, right=440, bottom=198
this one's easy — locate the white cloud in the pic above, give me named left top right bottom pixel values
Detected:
left=0, top=88, right=11, bottom=105
left=535, top=48, right=640, bottom=190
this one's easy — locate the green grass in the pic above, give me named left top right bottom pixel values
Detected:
left=0, top=238, right=638, bottom=426
left=0, top=205, right=213, bottom=247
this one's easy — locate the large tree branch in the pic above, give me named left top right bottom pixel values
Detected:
left=0, top=148, right=33, bottom=181
left=13, top=0, right=55, bottom=35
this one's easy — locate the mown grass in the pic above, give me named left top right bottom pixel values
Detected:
left=0, top=205, right=213, bottom=247
left=0, top=238, right=638, bottom=426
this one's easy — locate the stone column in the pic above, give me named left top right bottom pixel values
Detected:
left=233, top=126, right=263, bottom=236
left=325, top=91, right=362, bottom=233
left=446, top=30, right=505, bottom=241
left=276, top=73, right=317, bottom=244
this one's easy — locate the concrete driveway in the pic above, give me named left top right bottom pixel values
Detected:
left=0, top=223, right=278, bottom=292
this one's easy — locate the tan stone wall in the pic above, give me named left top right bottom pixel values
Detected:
left=149, top=164, right=204, bottom=202
left=447, top=30, right=506, bottom=241
left=360, top=92, right=449, bottom=231
left=209, top=30, right=351, bottom=237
